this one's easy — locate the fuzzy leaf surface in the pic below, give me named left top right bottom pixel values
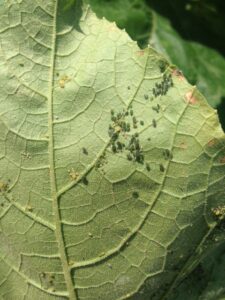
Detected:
left=0, top=1, right=225, bottom=299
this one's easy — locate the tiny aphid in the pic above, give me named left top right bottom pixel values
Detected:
left=146, top=163, right=151, bottom=171
left=140, top=120, right=144, bottom=126
left=159, top=60, right=167, bottom=73
left=126, top=123, right=131, bottom=132
left=82, top=177, right=89, bottom=185
left=82, top=147, right=88, bottom=155
left=132, top=117, right=137, bottom=123
left=112, top=145, right=117, bottom=153
left=160, top=164, right=165, bottom=172
left=132, top=191, right=139, bottom=198
left=130, top=110, right=134, bottom=116
left=144, top=94, right=149, bottom=100
left=152, top=119, right=157, bottom=128
left=117, top=141, right=123, bottom=150
left=127, top=153, right=133, bottom=161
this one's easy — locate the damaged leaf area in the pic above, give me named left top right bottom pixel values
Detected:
left=0, top=1, right=225, bottom=300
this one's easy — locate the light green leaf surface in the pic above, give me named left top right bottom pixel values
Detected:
left=0, top=1, right=225, bottom=299
left=149, top=11, right=225, bottom=108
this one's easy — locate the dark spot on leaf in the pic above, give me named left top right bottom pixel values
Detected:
left=82, top=177, right=89, bottom=185
left=127, top=153, right=133, bottom=161
left=158, top=60, right=168, bottom=73
left=82, top=147, right=88, bottom=155
left=220, top=156, right=225, bottom=164
left=160, top=164, right=165, bottom=172
left=132, top=191, right=139, bottom=198
left=146, top=163, right=151, bottom=171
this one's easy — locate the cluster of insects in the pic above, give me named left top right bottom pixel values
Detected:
left=126, top=133, right=144, bottom=164
left=107, top=107, right=148, bottom=165
left=153, top=73, right=173, bottom=97
left=158, top=59, right=169, bottom=73
left=79, top=66, right=174, bottom=184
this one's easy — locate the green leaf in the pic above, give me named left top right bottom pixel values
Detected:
left=85, top=0, right=152, bottom=47
left=169, top=243, right=225, bottom=300
left=149, top=11, right=225, bottom=108
left=0, top=1, right=225, bottom=299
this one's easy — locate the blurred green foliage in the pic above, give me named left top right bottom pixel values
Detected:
left=86, top=0, right=225, bottom=129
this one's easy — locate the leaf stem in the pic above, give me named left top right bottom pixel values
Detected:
left=48, top=1, right=77, bottom=299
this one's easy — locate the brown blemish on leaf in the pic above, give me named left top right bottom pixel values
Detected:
left=0, top=181, right=8, bottom=192
left=107, top=23, right=119, bottom=32
left=136, top=50, right=145, bottom=56
left=207, top=138, right=218, bottom=147
left=180, top=142, right=187, bottom=149
left=172, top=69, right=185, bottom=80
left=185, top=90, right=198, bottom=105
left=59, top=75, right=71, bottom=88
left=220, top=156, right=225, bottom=164
left=68, top=168, right=79, bottom=181
left=21, top=152, right=31, bottom=159
left=211, top=206, right=225, bottom=218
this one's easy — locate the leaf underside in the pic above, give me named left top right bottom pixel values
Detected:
left=0, top=1, right=225, bottom=300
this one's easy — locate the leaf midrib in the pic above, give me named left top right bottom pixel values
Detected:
left=48, top=1, right=77, bottom=299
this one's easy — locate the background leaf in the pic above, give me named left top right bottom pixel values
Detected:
left=85, top=0, right=152, bottom=47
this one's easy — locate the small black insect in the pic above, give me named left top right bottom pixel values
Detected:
left=127, top=153, right=133, bottom=161
left=82, top=177, right=89, bottom=185
left=82, top=147, right=88, bottom=155
left=146, top=163, right=151, bottom=171
left=132, top=191, right=139, bottom=198
left=112, top=145, right=117, bottom=153
left=160, top=164, right=165, bottom=172
left=117, top=141, right=123, bottom=150
left=133, top=116, right=137, bottom=123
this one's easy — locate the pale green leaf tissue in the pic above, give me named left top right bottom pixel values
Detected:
left=0, top=1, right=225, bottom=299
